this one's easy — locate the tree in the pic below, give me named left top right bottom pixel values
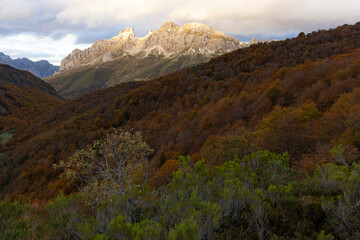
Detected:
left=54, top=130, right=153, bottom=221
left=0, top=198, right=30, bottom=240
left=200, top=131, right=258, bottom=166
left=256, top=102, right=321, bottom=159
left=168, top=217, right=200, bottom=240
left=316, top=163, right=360, bottom=239
left=107, top=215, right=162, bottom=240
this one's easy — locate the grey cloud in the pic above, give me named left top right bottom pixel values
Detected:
left=1, top=0, right=360, bottom=39
left=0, top=0, right=359, bottom=64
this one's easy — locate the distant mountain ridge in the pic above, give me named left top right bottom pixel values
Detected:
left=0, top=52, right=59, bottom=78
left=59, top=22, right=245, bottom=71
left=46, top=22, right=254, bottom=99
left=6, top=21, right=360, bottom=200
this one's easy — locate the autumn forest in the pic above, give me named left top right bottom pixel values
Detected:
left=1, top=22, right=360, bottom=239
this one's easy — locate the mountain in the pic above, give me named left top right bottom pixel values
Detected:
left=45, top=22, right=247, bottom=99
left=0, top=52, right=59, bottom=78
left=2, top=22, right=360, bottom=200
left=0, top=64, right=63, bottom=130
left=59, top=22, right=244, bottom=71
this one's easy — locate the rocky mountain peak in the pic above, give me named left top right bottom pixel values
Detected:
left=159, top=22, right=179, bottom=31
left=182, top=22, right=219, bottom=32
left=113, top=27, right=136, bottom=40
left=249, top=38, right=260, bottom=45
left=59, top=22, right=249, bottom=71
left=183, top=22, right=226, bottom=39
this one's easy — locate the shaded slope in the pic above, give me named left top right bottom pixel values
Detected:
left=0, top=64, right=64, bottom=130
left=45, top=54, right=207, bottom=99
left=0, top=64, right=63, bottom=99
left=2, top=22, right=360, bottom=200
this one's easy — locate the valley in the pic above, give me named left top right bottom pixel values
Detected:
left=1, top=17, right=360, bottom=239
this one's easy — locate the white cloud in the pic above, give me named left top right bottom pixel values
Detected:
left=52, top=0, right=360, bottom=34
left=0, top=0, right=359, bottom=34
left=55, top=0, right=157, bottom=28
left=165, top=0, right=360, bottom=34
left=0, top=0, right=36, bottom=21
left=0, top=0, right=359, bottom=62
left=0, top=33, right=90, bottom=65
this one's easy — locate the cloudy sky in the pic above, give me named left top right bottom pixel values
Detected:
left=0, top=0, right=359, bottom=65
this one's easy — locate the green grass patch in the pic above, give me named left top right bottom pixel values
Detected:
left=0, top=128, right=16, bottom=144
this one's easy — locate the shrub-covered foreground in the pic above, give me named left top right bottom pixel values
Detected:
left=2, top=149, right=359, bottom=239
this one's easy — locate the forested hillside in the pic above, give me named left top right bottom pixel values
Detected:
left=1, top=22, right=360, bottom=239
left=0, top=65, right=63, bottom=131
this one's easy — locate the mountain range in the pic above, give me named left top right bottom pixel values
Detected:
left=0, top=52, right=59, bottom=78
left=2, top=21, right=360, bottom=200
left=45, top=22, right=251, bottom=99
left=2, top=19, right=360, bottom=239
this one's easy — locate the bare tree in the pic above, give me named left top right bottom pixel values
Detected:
left=54, top=129, right=153, bottom=222
left=322, top=191, right=360, bottom=239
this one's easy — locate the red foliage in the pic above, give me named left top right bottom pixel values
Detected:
left=3, top=22, right=360, bottom=200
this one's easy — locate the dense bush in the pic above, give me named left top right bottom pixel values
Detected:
left=3, top=146, right=359, bottom=239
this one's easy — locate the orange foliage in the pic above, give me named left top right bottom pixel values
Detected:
left=150, top=159, right=180, bottom=189
left=0, top=84, right=63, bottom=130
left=3, top=22, right=360, bottom=199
